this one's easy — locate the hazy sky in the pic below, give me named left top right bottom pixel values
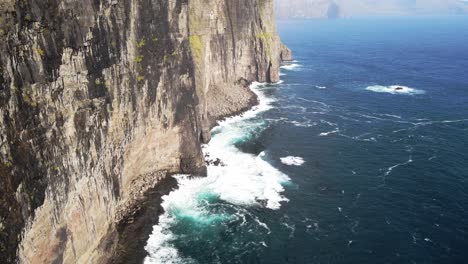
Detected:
left=275, top=0, right=468, bottom=19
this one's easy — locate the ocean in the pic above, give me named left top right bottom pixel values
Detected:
left=144, top=17, right=468, bottom=263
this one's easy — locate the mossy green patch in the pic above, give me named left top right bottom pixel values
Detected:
left=10, top=85, right=17, bottom=94
left=256, top=31, right=273, bottom=40
left=22, top=94, right=38, bottom=107
left=137, top=38, right=146, bottom=48
left=24, top=14, right=32, bottom=22
left=256, top=31, right=273, bottom=61
left=189, top=35, right=203, bottom=62
left=36, top=48, right=45, bottom=57
left=135, top=55, right=144, bottom=63
left=189, top=35, right=205, bottom=97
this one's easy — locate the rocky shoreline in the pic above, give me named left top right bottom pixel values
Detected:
left=109, top=80, right=261, bottom=263
left=106, top=175, right=178, bottom=264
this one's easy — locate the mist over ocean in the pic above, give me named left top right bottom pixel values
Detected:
left=144, top=16, right=468, bottom=263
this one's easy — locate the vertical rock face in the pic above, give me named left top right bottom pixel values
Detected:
left=188, top=0, right=288, bottom=142
left=0, top=0, right=289, bottom=263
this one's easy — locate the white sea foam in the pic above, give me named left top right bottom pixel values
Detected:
left=320, top=120, right=337, bottom=127
left=280, top=156, right=305, bottom=166
left=145, top=216, right=193, bottom=264
left=380, top=114, right=402, bottom=119
left=366, top=85, right=425, bottom=95
left=254, top=217, right=271, bottom=234
left=214, top=82, right=274, bottom=127
left=281, top=222, right=296, bottom=238
left=319, top=129, right=340, bottom=136
left=413, top=118, right=468, bottom=126
left=384, top=156, right=413, bottom=177
left=280, top=105, right=307, bottom=113
left=315, top=85, right=327, bottom=89
left=291, top=120, right=315, bottom=127
left=145, top=82, right=290, bottom=263
left=280, top=63, right=301, bottom=71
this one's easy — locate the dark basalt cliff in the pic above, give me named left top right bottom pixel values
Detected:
left=0, top=0, right=290, bottom=263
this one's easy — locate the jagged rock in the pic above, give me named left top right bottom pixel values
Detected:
left=205, top=158, right=225, bottom=167
left=280, top=43, right=294, bottom=61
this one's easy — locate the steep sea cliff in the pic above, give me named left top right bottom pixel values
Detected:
left=0, top=0, right=291, bottom=263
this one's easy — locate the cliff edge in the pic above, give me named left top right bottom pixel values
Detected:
left=0, top=0, right=290, bottom=263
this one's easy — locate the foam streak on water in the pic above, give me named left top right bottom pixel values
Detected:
left=280, top=63, right=301, bottom=71
left=144, top=82, right=290, bottom=264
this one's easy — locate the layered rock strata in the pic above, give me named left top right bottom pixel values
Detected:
left=0, top=0, right=290, bottom=263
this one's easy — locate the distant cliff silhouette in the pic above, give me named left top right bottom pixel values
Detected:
left=275, top=0, right=468, bottom=19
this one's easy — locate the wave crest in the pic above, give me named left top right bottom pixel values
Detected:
left=280, top=156, right=305, bottom=166
left=144, top=82, right=290, bottom=263
left=366, top=85, right=425, bottom=95
left=280, top=63, right=301, bottom=71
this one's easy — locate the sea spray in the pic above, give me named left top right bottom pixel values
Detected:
left=144, top=82, right=290, bottom=263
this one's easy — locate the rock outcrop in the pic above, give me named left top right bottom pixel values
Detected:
left=0, top=0, right=289, bottom=263
left=280, top=43, right=293, bottom=62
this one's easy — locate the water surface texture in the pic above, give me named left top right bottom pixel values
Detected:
left=145, top=17, right=468, bottom=263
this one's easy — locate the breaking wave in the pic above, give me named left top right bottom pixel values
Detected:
left=319, top=129, right=340, bottom=136
left=280, top=63, right=301, bottom=71
left=144, top=82, right=290, bottom=263
left=366, top=85, right=425, bottom=95
left=280, top=156, right=305, bottom=166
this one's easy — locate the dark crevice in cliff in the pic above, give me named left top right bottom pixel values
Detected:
left=224, top=0, right=237, bottom=72
left=0, top=162, right=23, bottom=264
left=103, top=176, right=178, bottom=264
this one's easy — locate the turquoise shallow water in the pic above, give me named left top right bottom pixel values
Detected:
left=145, top=17, right=468, bottom=263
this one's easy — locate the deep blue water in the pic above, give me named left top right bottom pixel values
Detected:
left=145, top=17, right=468, bottom=263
